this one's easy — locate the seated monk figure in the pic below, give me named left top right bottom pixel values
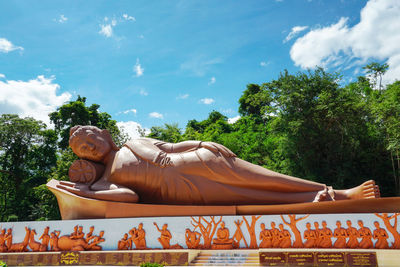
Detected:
left=57, top=125, right=380, bottom=205
left=213, top=222, right=233, bottom=245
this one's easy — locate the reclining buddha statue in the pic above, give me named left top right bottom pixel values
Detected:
left=56, top=125, right=380, bottom=205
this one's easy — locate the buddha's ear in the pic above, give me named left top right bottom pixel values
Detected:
left=101, top=129, right=120, bottom=151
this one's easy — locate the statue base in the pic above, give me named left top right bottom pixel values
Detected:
left=47, top=179, right=400, bottom=220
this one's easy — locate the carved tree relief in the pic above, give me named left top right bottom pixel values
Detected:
left=375, top=213, right=400, bottom=248
left=243, top=216, right=261, bottom=249
left=191, top=216, right=222, bottom=249
left=281, top=214, right=310, bottom=248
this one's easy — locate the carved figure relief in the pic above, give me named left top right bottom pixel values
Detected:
left=0, top=228, right=7, bottom=252
left=373, top=221, right=389, bottom=249
left=358, top=220, right=373, bottom=249
left=278, top=223, right=291, bottom=248
left=49, top=230, right=60, bottom=251
left=190, top=216, right=222, bottom=249
left=39, top=226, right=50, bottom=252
left=303, top=222, right=317, bottom=248
left=118, top=233, right=130, bottom=250
left=212, top=221, right=234, bottom=249
left=333, top=221, right=347, bottom=248
left=185, top=229, right=201, bottom=249
left=270, top=222, right=280, bottom=248
left=319, top=221, right=333, bottom=248
left=259, top=223, right=272, bottom=248
left=313, top=222, right=321, bottom=248
left=375, top=213, right=400, bottom=248
left=346, top=220, right=359, bottom=248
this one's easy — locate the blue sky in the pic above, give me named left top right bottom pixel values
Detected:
left=1, top=0, right=399, bottom=138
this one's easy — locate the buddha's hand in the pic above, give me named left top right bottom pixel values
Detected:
left=200, top=141, right=236, bottom=157
left=153, top=151, right=174, bottom=168
left=56, top=181, right=94, bottom=198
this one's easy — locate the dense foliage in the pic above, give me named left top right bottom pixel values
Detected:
left=0, top=64, right=399, bottom=221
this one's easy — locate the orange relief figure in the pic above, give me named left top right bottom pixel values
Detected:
left=304, top=222, right=317, bottom=248
left=28, top=229, right=42, bottom=252
left=259, top=223, right=272, bottom=248
left=358, top=220, right=373, bottom=249
left=270, top=222, right=281, bottom=248
left=70, top=225, right=78, bottom=239
left=333, top=221, right=347, bottom=248
left=118, top=233, right=130, bottom=250
left=313, top=222, right=321, bottom=248
left=0, top=228, right=7, bottom=252
left=319, top=221, right=333, bottom=248
left=346, top=220, right=359, bottom=248
left=135, top=223, right=147, bottom=249
left=5, top=227, right=30, bottom=252
left=39, top=226, right=50, bottom=252
left=49, top=230, right=60, bottom=251
left=191, top=216, right=222, bottom=249
left=85, top=226, right=95, bottom=244
left=212, top=221, right=234, bottom=249
left=87, top=231, right=105, bottom=250
left=373, top=221, right=389, bottom=249
left=154, top=222, right=172, bottom=249
left=185, top=229, right=202, bottom=249
left=278, top=224, right=291, bottom=248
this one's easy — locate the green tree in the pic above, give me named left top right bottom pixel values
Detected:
left=147, top=123, right=183, bottom=143
left=363, top=62, right=389, bottom=90
left=0, top=114, right=57, bottom=221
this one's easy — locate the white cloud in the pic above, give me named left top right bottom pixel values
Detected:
left=177, top=94, right=189, bottom=100
left=290, top=0, right=400, bottom=84
left=133, top=58, right=144, bottom=77
left=149, top=112, right=163, bottom=119
left=99, top=24, right=113, bottom=38
left=138, top=34, right=145, bottom=39
left=0, top=74, right=5, bottom=79
left=228, top=115, right=241, bottom=124
left=200, top=98, right=215, bottom=105
left=208, top=77, right=216, bottom=85
left=139, top=88, right=148, bottom=96
left=117, top=121, right=148, bottom=140
left=0, top=38, right=23, bottom=53
left=117, top=108, right=137, bottom=115
left=58, top=14, right=68, bottom=23
left=0, top=75, right=71, bottom=126
left=260, top=61, right=270, bottom=67
left=283, top=26, right=309, bottom=43
left=99, top=17, right=117, bottom=38
left=122, top=14, right=136, bottom=21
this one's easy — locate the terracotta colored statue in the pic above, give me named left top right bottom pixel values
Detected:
left=39, top=226, right=50, bottom=252
left=213, top=222, right=233, bottom=246
left=278, top=223, right=291, bottom=248
left=5, top=227, right=30, bottom=252
left=85, top=226, right=95, bottom=243
left=0, top=229, right=7, bottom=252
left=346, top=220, right=359, bottom=248
left=319, top=221, right=333, bottom=248
left=313, top=222, right=321, bottom=248
left=130, top=223, right=147, bottom=249
left=303, top=222, right=317, bottom=248
left=57, top=126, right=380, bottom=206
left=270, top=222, right=281, bottom=248
left=154, top=222, right=172, bottom=249
left=259, top=223, right=272, bottom=248
left=118, top=233, right=130, bottom=250
left=87, top=231, right=105, bottom=250
left=373, top=221, right=389, bottom=249
left=185, top=229, right=202, bottom=249
left=28, top=229, right=42, bottom=252
left=49, top=230, right=60, bottom=251
left=358, top=220, right=373, bottom=249
left=333, top=221, right=347, bottom=248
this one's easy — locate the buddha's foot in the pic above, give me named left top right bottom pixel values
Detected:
left=335, top=180, right=380, bottom=201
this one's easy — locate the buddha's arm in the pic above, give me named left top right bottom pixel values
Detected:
left=57, top=181, right=139, bottom=203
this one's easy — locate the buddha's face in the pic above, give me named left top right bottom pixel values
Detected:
left=70, top=127, right=111, bottom=162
